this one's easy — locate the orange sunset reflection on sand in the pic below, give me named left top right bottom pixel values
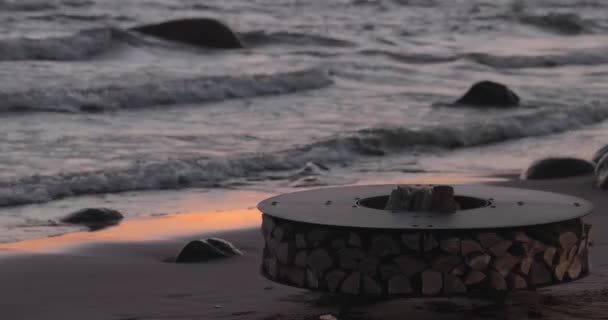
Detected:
left=0, top=208, right=262, bottom=253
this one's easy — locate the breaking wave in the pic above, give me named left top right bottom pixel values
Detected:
left=0, top=103, right=606, bottom=207
left=239, top=31, right=356, bottom=47
left=0, top=68, right=333, bottom=112
left=467, top=48, right=608, bottom=69
left=0, top=28, right=135, bottom=61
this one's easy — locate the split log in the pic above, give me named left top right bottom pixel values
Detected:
left=385, top=185, right=413, bottom=211
left=307, top=249, right=334, bottom=276
left=272, top=224, right=294, bottom=242
left=423, top=233, right=439, bottom=252
left=492, top=254, right=520, bottom=277
left=295, top=233, right=308, bottom=249
left=488, top=270, right=507, bottom=291
left=348, top=232, right=362, bottom=247
left=422, top=270, right=443, bottom=295
left=394, top=255, right=428, bottom=276
left=331, top=238, right=346, bottom=249
left=585, top=223, right=594, bottom=246
left=510, top=231, right=531, bottom=243
left=464, top=270, right=487, bottom=286
left=567, top=245, right=578, bottom=262
left=543, top=246, right=557, bottom=267
left=266, top=258, right=279, bottom=278
left=451, top=263, right=466, bottom=276
left=567, top=257, right=582, bottom=280
left=461, top=239, right=483, bottom=256
left=559, top=231, right=579, bottom=250
left=440, top=237, right=461, bottom=255
left=411, top=187, right=432, bottom=211
left=277, top=242, right=296, bottom=264
left=489, top=240, right=513, bottom=257
left=261, top=215, right=276, bottom=239
left=371, top=234, right=401, bottom=257
left=477, top=232, right=503, bottom=248
left=531, top=228, right=578, bottom=250
left=465, top=252, right=491, bottom=270
left=509, top=241, right=529, bottom=256
left=529, top=240, right=548, bottom=256
left=307, top=228, right=331, bottom=247
left=444, top=274, right=467, bottom=294
left=359, top=257, right=380, bottom=276
left=402, top=233, right=421, bottom=252
left=555, top=260, right=570, bottom=282
left=294, top=250, right=308, bottom=268
left=431, top=185, right=455, bottom=213
left=529, top=262, right=552, bottom=286
left=341, top=272, right=361, bottom=294
left=283, top=266, right=306, bottom=286
left=519, top=256, right=533, bottom=275
left=325, top=270, right=347, bottom=292
left=431, top=254, right=462, bottom=274
left=388, top=274, right=413, bottom=294
left=362, top=275, right=382, bottom=295
left=306, top=268, right=319, bottom=288
left=508, top=274, right=528, bottom=289
left=339, top=248, right=364, bottom=270
left=379, top=263, right=401, bottom=280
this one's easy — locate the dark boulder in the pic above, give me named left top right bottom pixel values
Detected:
left=596, top=154, right=608, bottom=189
left=592, top=144, right=608, bottom=164
left=175, top=238, right=242, bottom=263
left=455, top=81, right=520, bottom=107
left=62, top=208, right=124, bottom=230
left=131, top=18, right=243, bottom=49
left=522, top=157, right=596, bottom=180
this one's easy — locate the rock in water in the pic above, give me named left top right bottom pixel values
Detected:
left=592, top=144, right=608, bottom=164
left=522, top=157, right=596, bottom=180
left=62, top=208, right=123, bottom=230
left=175, top=238, right=242, bottom=263
left=596, top=154, right=608, bottom=189
left=132, top=18, right=243, bottom=49
left=455, top=81, right=520, bottom=107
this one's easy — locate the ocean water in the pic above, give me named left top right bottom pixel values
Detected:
left=0, top=0, right=607, bottom=243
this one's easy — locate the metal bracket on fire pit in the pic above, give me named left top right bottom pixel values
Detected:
left=258, top=184, right=593, bottom=298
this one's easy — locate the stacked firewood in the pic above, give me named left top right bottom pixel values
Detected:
left=261, top=214, right=591, bottom=296
left=384, top=185, right=457, bottom=213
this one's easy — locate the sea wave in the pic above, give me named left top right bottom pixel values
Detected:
left=467, top=48, right=608, bottom=69
left=239, top=31, right=356, bottom=47
left=0, top=103, right=606, bottom=207
left=314, top=103, right=608, bottom=153
left=0, top=0, right=56, bottom=11
left=519, top=13, right=591, bottom=35
left=0, top=68, right=333, bottom=112
left=0, top=28, right=135, bottom=61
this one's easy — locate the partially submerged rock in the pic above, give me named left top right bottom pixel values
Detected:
left=592, top=144, right=608, bottom=164
left=61, top=208, right=123, bottom=230
left=596, top=154, right=608, bottom=189
left=455, top=81, right=520, bottom=107
left=522, top=158, right=596, bottom=180
left=131, top=18, right=243, bottom=49
left=175, top=238, right=242, bottom=263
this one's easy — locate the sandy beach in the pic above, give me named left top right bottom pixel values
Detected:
left=1, top=174, right=606, bottom=320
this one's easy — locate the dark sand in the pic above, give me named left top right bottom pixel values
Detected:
left=1, top=175, right=607, bottom=320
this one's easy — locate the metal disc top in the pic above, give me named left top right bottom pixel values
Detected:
left=257, top=185, right=593, bottom=230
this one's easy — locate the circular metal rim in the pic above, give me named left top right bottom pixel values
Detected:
left=257, top=184, right=593, bottom=230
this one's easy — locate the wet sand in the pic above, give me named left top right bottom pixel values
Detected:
left=1, top=174, right=607, bottom=320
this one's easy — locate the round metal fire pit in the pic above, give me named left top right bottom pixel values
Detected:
left=258, top=185, right=593, bottom=297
